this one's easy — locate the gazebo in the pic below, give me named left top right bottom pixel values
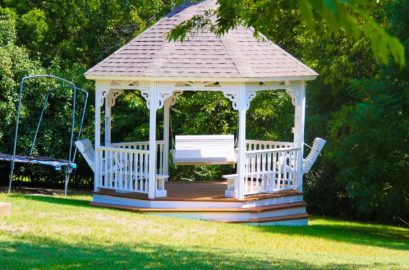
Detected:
left=81, top=0, right=324, bottom=225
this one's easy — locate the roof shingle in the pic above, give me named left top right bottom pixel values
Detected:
left=85, top=0, right=318, bottom=81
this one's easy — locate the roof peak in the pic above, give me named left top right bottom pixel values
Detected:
left=85, top=0, right=318, bottom=81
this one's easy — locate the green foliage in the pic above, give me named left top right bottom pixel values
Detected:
left=0, top=8, right=17, bottom=45
left=0, top=12, right=45, bottom=152
left=0, top=0, right=408, bottom=225
left=328, top=67, right=409, bottom=223
left=1, top=0, right=180, bottom=65
left=168, top=0, right=405, bottom=67
left=17, top=8, right=48, bottom=54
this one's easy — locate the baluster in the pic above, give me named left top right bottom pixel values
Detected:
left=108, top=150, right=112, bottom=188
left=113, top=150, right=117, bottom=189
left=249, top=154, right=255, bottom=192
left=106, top=151, right=111, bottom=187
left=278, top=151, right=283, bottom=190
left=126, top=152, right=130, bottom=190
left=120, top=151, right=125, bottom=190
left=140, top=152, right=143, bottom=191
left=256, top=153, right=261, bottom=192
left=293, top=149, right=297, bottom=189
left=123, top=151, right=127, bottom=190
left=245, top=154, right=249, bottom=194
left=273, top=152, right=277, bottom=191
left=129, top=152, right=133, bottom=191
left=105, top=150, right=109, bottom=188
left=136, top=152, right=139, bottom=191
left=144, top=153, right=149, bottom=192
left=118, top=151, right=122, bottom=190
left=285, top=150, right=288, bottom=188
left=267, top=152, right=272, bottom=191
left=159, top=143, right=163, bottom=174
left=136, top=152, right=140, bottom=192
left=261, top=153, right=266, bottom=192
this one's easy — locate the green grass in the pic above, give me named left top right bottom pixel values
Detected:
left=0, top=193, right=408, bottom=269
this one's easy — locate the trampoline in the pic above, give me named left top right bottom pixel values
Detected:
left=2, top=74, right=88, bottom=195
left=0, top=153, right=75, bottom=171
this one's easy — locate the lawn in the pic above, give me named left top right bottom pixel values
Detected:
left=0, top=193, right=408, bottom=269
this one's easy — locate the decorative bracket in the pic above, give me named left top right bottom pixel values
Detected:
left=170, top=91, right=183, bottom=106
left=222, top=87, right=258, bottom=111
left=107, top=90, right=123, bottom=107
left=141, top=84, right=174, bottom=110
left=110, top=80, right=140, bottom=89
left=222, top=89, right=239, bottom=110
left=96, top=89, right=109, bottom=108
left=285, top=81, right=303, bottom=106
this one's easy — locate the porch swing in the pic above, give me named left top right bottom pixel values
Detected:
left=169, top=116, right=237, bottom=165
left=172, top=134, right=237, bottom=165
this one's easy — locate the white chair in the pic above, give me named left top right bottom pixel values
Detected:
left=75, top=139, right=124, bottom=175
left=172, top=135, right=236, bottom=165
left=75, top=139, right=95, bottom=172
left=303, top=138, right=326, bottom=174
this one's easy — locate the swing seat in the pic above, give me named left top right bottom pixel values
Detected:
left=172, top=135, right=236, bottom=165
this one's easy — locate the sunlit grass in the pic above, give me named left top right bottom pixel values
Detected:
left=0, top=193, right=408, bottom=269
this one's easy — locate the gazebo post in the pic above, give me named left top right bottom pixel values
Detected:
left=105, top=91, right=112, bottom=146
left=148, top=82, right=158, bottom=199
left=163, top=98, right=171, bottom=175
left=292, top=81, right=306, bottom=192
left=236, top=85, right=248, bottom=200
left=94, top=81, right=110, bottom=192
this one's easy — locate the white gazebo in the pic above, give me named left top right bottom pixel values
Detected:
left=81, top=0, right=325, bottom=225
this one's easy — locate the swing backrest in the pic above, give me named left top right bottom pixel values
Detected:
left=75, top=139, right=95, bottom=172
left=173, top=135, right=236, bottom=165
left=303, top=137, right=326, bottom=174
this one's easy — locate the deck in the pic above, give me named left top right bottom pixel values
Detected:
left=92, top=181, right=307, bottom=225
left=94, top=181, right=301, bottom=202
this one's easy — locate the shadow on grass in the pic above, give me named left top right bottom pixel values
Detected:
left=8, top=194, right=93, bottom=209
left=255, top=219, right=409, bottom=251
left=6, top=194, right=409, bottom=253
left=0, top=234, right=397, bottom=270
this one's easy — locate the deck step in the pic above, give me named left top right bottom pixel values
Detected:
left=94, top=188, right=302, bottom=202
left=90, top=201, right=306, bottom=213
left=219, top=213, right=310, bottom=224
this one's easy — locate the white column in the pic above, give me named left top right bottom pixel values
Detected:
left=148, top=83, right=158, bottom=199
left=236, top=85, right=247, bottom=200
left=292, top=81, right=306, bottom=192
left=104, top=91, right=112, bottom=145
left=163, top=98, right=171, bottom=175
left=223, top=85, right=256, bottom=199
left=94, top=81, right=109, bottom=192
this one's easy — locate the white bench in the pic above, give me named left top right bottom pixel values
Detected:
left=173, top=135, right=236, bottom=165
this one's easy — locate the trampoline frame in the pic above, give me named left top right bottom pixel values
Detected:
left=6, top=74, right=89, bottom=195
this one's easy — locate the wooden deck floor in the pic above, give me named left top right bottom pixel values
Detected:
left=95, top=181, right=301, bottom=202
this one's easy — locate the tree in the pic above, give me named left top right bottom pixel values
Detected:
left=327, top=0, right=409, bottom=223
left=168, top=0, right=405, bottom=67
left=0, top=9, right=45, bottom=152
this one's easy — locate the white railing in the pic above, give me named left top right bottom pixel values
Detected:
left=243, top=147, right=301, bottom=195
left=112, top=141, right=166, bottom=174
left=246, top=140, right=294, bottom=151
left=96, top=146, right=150, bottom=193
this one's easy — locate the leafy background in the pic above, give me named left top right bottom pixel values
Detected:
left=0, top=0, right=408, bottom=225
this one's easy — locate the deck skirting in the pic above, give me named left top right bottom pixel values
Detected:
left=92, top=181, right=308, bottom=225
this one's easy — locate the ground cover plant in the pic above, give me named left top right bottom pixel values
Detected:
left=0, top=193, right=408, bottom=269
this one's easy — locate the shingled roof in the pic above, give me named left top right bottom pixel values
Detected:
left=85, top=0, right=318, bottom=82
